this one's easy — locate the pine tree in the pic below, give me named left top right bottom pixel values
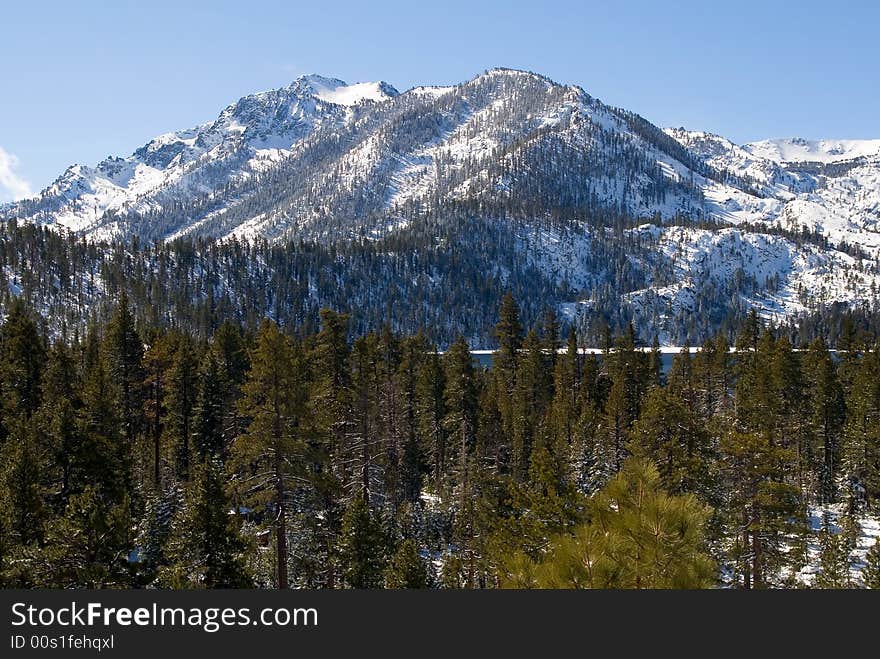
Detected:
left=511, top=330, right=549, bottom=481
left=135, top=486, right=181, bottom=586
left=103, top=293, right=144, bottom=448
left=192, top=352, right=225, bottom=460
left=443, top=336, right=478, bottom=498
left=804, top=338, right=846, bottom=503
left=161, top=458, right=251, bottom=588
left=38, top=341, right=82, bottom=509
left=338, top=495, right=388, bottom=588
left=494, top=294, right=522, bottom=461
left=76, top=355, right=128, bottom=504
left=721, top=430, right=803, bottom=588
left=523, top=427, right=580, bottom=543
left=0, top=420, right=47, bottom=553
left=442, top=336, right=479, bottom=581
left=417, top=349, right=446, bottom=492
left=390, top=334, right=425, bottom=507
left=863, top=538, right=880, bottom=589
left=348, top=335, right=380, bottom=502
left=231, top=320, right=310, bottom=589
left=843, top=345, right=880, bottom=505
left=630, top=386, right=713, bottom=498
left=384, top=538, right=428, bottom=588
left=34, top=485, right=132, bottom=588
left=494, top=293, right=523, bottom=382
left=164, top=333, right=199, bottom=481
left=210, top=321, right=249, bottom=449
left=143, top=332, right=174, bottom=489
left=813, top=514, right=852, bottom=589
left=0, top=298, right=46, bottom=439
left=503, top=458, right=715, bottom=588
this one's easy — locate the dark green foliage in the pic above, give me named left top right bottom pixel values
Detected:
left=813, top=514, right=853, bottom=589
left=30, top=486, right=132, bottom=588
left=864, top=538, right=880, bottom=589
left=384, top=538, right=428, bottom=589
left=230, top=320, right=310, bottom=589
left=0, top=292, right=878, bottom=590
left=193, top=352, right=225, bottom=459
left=160, top=459, right=251, bottom=588
left=0, top=298, right=46, bottom=426
left=338, top=495, right=389, bottom=589
left=503, top=459, right=715, bottom=588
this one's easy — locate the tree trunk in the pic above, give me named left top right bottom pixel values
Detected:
left=276, top=479, right=288, bottom=589
left=153, top=376, right=162, bottom=488
left=752, top=527, right=762, bottom=589
left=742, top=510, right=751, bottom=589
left=273, top=373, right=288, bottom=589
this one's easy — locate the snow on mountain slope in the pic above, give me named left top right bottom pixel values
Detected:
left=665, top=128, right=880, bottom=256
left=745, top=137, right=880, bottom=164
left=3, top=68, right=880, bottom=330
left=619, top=224, right=880, bottom=341
left=5, top=75, right=397, bottom=238
left=304, top=75, right=398, bottom=105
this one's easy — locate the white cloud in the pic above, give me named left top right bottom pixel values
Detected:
left=0, top=147, right=34, bottom=203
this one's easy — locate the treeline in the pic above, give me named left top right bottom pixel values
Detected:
left=1, top=295, right=879, bottom=589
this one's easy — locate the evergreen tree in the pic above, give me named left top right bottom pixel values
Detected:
left=142, top=332, right=174, bottom=489
left=164, top=333, right=199, bottom=481
left=511, top=330, right=550, bottom=481
left=443, top=336, right=478, bottom=497
left=804, top=338, right=846, bottom=503
left=384, top=538, right=428, bottom=589
left=417, top=349, right=446, bottom=492
left=494, top=292, right=523, bottom=382
left=721, top=430, right=803, bottom=588
left=503, top=458, right=715, bottom=588
left=192, top=352, right=226, bottom=459
left=863, top=538, right=880, bottom=589
left=494, top=294, right=522, bottom=461
left=394, top=335, right=426, bottom=506
left=103, top=293, right=144, bottom=447
left=161, top=458, right=251, bottom=588
left=630, top=386, right=713, bottom=498
left=38, top=341, right=82, bottom=509
left=0, top=420, right=47, bottom=554
left=210, top=321, right=249, bottom=449
left=34, top=485, right=132, bottom=588
left=843, top=345, right=880, bottom=506
left=338, top=495, right=388, bottom=588
left=231, top=320, right=310, bottom=589
left=76, top=355, right=128, bottom=504
left=813, top=514, right=852, bottom=589
left=0, top=298, right=46, bottom=437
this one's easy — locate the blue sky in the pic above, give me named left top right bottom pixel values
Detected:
left=1, top=0, right=878, bottom=201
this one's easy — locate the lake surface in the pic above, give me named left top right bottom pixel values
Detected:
left=468, top=349, right=685, bottom=373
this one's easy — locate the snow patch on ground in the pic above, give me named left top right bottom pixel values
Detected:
left=796, top=504, right=880, bottom=587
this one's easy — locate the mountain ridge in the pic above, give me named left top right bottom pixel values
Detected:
left=2, top=68, right=879, bottom=342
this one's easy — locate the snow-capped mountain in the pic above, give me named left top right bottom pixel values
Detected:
left=3, top=68, right=879, bottom=339
left=744, top=137, right=880, bottom=164
left=663, top=128, right=880, bottom=255
left=5, top=75, right=398, bottom=239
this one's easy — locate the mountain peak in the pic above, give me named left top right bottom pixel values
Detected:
left=296, top=74, right=398, bottom=106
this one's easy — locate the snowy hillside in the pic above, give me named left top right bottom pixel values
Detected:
left=4, top=75, right=398, bottom=239
left=3, top=68, right=880, bottom=336
left=745, top=137, right=880, bottom=164
left=664, top=129, right=880, bottom=257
